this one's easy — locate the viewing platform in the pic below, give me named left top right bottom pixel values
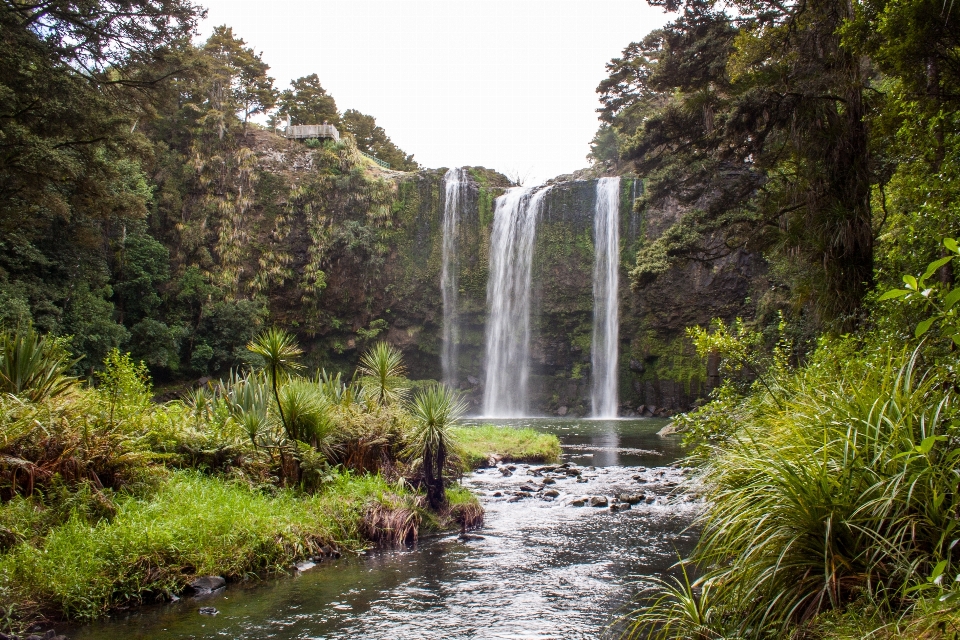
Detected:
left=282, top=123, right=340, bottom=142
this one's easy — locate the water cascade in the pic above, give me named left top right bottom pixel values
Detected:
left=482, top=186, right=550, bottom=417
left=441, top=168, right=469, bottom=388
left=591, top=177, right=621, bottom=418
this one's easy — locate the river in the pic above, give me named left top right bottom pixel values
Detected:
left=70, top=418, right=698, bottom=640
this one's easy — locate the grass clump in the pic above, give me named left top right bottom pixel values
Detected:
left=625, top=340, right=960, bottom=639
left=452, top=424, right=561, bottom=469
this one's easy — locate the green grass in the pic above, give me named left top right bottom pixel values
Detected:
left=453, top=424, right=561, bottom=469
left=0, top=470, right=418, bottom=622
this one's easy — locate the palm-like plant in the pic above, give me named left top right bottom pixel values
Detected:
left=247, top=327, right=304, bottom=435
left=357, top=341, right=408, bottom=406
left=0, top=328, right=77, bottom=402
left=278, top=379, right=336, bottom=451
left=221, top=370, right=271, bottom=447
left=406, top=384, right=467, bottom=510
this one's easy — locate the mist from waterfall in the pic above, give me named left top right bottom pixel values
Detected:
left=591, top=177, right=621, bottom=418
left=482, top=185, right=550, bottom=417
left=441, top=167, right=468, bottom=389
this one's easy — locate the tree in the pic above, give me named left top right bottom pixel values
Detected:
left=407, top=384, right=466, bottom=510
left=246, top=327, right=304, bottom=437
left=341, top=109, right=418, bottom=171
left=0, top=0, right=201, bottom=368
left=270, top=73, right=339, bottom=127
left=599, top=0, right=876, bottom=327
left=203, top=25, right=277, bottom=128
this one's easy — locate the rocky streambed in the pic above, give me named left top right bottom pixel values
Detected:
left=68, top=418, right=699, bottom=640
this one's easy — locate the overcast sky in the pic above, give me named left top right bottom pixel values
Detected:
left=198, top=0, right=668, bottom=185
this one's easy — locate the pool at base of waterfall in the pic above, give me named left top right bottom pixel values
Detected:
left=69, top=418, right=699, bottom=640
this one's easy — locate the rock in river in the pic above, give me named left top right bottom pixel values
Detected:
left=589, top=496, right=609, bottom=507
left=189, top=575, right=226, bottom=593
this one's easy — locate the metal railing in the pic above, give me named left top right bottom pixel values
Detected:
left=359, top=150, right=390, bottom=169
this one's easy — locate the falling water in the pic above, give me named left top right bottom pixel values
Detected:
left=591, top=177, right=621, bottom=418
left=441, top=168, right=469, bottom=389
left=482, top=186, right=550, bottom=417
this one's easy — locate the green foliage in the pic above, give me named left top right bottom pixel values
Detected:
left=0, top=470, right=417, bottom=621
left=687, top=315, right=792, bottom=402
left=879, top=238, right=960, bottom=346
left=271, top=73, right=339, bottom=127
left=357, top=342, right=408, bottom=407
left=204, top=25, right=277, bottom=126
left=0, top=328, right=77, bottom=402
left=406, top=384, right=467, bottom=510
left=641, top=341, right=960, bottom=638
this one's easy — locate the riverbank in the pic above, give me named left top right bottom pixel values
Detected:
left=0, top=423, right=554, bottom=632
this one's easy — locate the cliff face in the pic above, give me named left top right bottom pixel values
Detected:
left=222, top=131, right=760, bottom=415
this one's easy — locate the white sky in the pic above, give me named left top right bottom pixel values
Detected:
left=198, top=0, right=669, bottom=185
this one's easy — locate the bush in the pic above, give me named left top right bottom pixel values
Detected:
left=630, top=344, right=960, bottom=638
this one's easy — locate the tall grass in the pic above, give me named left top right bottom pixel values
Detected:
left=627, top=346, right=960, bottom=638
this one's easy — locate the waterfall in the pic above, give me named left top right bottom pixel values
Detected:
left=441, top=167, right=468, bottom=389
left=482, top=185, right=550, bottom=417
left=591, top=177, right=621, bottom=418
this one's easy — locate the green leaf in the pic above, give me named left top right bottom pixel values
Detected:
left=945, top=238, right=959, bottom=254
left=931, top=559, right=948, bottom=582
left=904, top=275, right=919, bottom=290
left=953, top=334, right=960, bottom=348
left=916, top=317, right=935, bottom=338
left=923, top=256, right=955, bottom=280
left=916, top=435, right=947, bottom=455
left=944, top=288, right=960, bottom=310
left=879, top=289, right=911, bottom=301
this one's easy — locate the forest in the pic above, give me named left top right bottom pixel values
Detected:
left=1, top=0, right=960, bottom=637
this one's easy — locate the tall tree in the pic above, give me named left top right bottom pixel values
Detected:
left=203, top=25, right=277, bottom=128
left=271, top=73, right=339, bottom=127
left=600, top=0, right=877, bottom=327
left=0, top=0, right=202, bottom=368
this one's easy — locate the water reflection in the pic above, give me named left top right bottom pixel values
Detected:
left=69, top=418, right=695, bottom=640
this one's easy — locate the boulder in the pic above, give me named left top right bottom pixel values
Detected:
left=571, top=498, right=587, bottom=507
left=499, top=467, right=513, bottom=477
left=543, top=489, right=560, bottom=498
left=557, top=406, right=568, bottom=416
left=589, top=496, right=609, bottom=507
left=657, top=422, right=679, bottom=436
left=198, top=607, right=219, bottom=616
left=189, top=575, right=225, bottom=593
left=519, top=484, right=536, bottom=492
left=295, top=561, right=316, bottom=572
left=542, top=477, right=556, bottom=485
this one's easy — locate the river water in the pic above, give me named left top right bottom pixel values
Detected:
left=70, top=418, right=698, bottom=640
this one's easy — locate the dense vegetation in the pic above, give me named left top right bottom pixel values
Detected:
left=0, top=0, right=418, bottom=384
left=0, top=326, right=564, bottom=631
left=591, top=0, right=960, bottom=635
